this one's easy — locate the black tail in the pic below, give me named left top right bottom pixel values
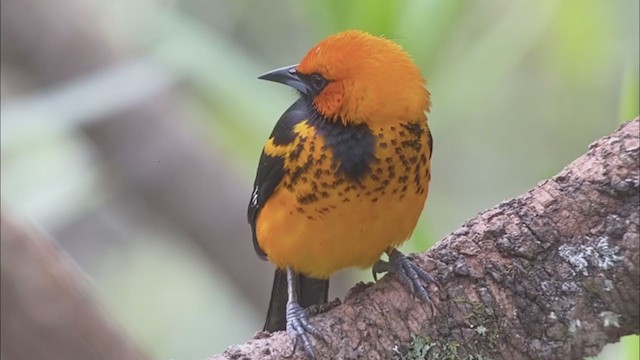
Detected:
left=263, top=269, right=329, bottom=332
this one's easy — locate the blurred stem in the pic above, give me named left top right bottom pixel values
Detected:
left=1, top=210, right=149, bottom=360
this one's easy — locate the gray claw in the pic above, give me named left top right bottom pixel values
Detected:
left=287, top=302, right=318, bottom=358
left=379, top=249, right=438, bottom=312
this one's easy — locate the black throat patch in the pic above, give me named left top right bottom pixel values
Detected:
left=306, top=103, right=376, bottom=182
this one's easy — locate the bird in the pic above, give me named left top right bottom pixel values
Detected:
left=248, top=29, right=435, bottom=357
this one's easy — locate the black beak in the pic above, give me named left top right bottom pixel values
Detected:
left=258, top=64, right=310, bottom=95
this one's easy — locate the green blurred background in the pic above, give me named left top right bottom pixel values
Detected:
left=1, top=0, right=638, bottom=359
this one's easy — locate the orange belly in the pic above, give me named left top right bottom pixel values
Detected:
left=256, top=120, right=431, bottom=279
left=257, top=185, right=428, bottom=278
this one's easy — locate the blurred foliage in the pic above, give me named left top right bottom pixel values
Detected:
left=619, top=60, right=640, bottom=123
left=1, top=0, right=638, bottom=358
left=98, top=229, right=257, bottom=360
left=588, top=335, right=640, bottom=360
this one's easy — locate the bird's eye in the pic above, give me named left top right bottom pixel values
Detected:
left=310, top=74, right=327, bottom=91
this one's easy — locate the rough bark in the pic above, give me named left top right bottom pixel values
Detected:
left=211, top=120, right=640, bottom=360
left=0, top=212, right=149, bottom=360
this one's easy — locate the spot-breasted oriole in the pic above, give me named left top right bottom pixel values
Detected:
left=248, top=30, right=436, bottom=357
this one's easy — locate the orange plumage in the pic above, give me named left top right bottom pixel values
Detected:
left=254, top=30, right=431, bottom=277
left=249, top=30, right=433, bottom=344
left=298, top=30, right=430, bottom=126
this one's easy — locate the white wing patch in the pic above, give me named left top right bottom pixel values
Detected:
left=250, top=186, right=259, bottom=208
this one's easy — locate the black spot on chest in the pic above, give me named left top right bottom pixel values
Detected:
left=401, top=122, right=424, bottom=137
left=308, top=114, right=375, bottom=182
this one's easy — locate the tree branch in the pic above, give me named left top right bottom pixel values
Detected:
left=211, top=119, right=640, bottom=360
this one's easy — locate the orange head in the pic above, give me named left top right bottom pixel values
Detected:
left=259, top=30, right=430, bottom=126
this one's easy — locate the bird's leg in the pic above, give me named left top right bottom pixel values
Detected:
left=372, top=248, right=439, bottom=311
left=286, top=267, right=321, bottom=358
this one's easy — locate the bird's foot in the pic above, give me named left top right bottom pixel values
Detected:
left=286, top=302, right=323, bottom=359
left=372, top=249, right=439, bottom=312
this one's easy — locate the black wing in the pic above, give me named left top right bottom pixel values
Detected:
left=248, top=98, right=309, bottom=259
